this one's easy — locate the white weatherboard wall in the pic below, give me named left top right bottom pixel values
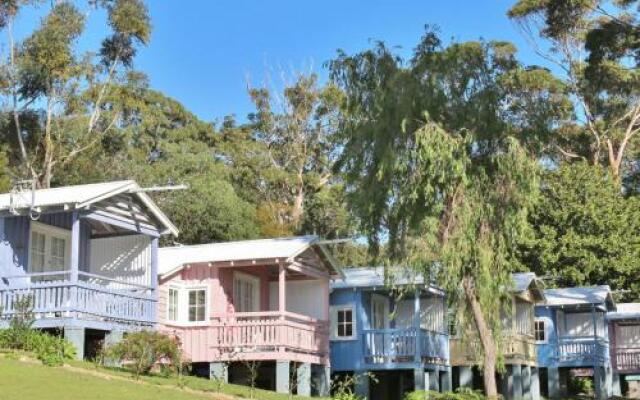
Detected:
left=269, top=280, right=324, bottom=320
left=89, top=235, right=151, bottom=287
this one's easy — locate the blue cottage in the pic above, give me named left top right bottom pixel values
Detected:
left=329, top=267, right=450, bottom=400
left=0, top=181, right=178, bottom=359
left=535, top=286, right=615, bottom=400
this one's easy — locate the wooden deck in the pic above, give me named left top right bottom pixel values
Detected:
left=0, top=271, right=155, bottom=326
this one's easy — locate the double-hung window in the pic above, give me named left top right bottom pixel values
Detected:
left=535, top=319, right=546, bottom=343
left=167, top=288, right=179, bottom=321
left=331, top=305, right=356, bottom=340
left=29, top=222, right=71, bottom=274
left=188, top=289, right=206, bottom=322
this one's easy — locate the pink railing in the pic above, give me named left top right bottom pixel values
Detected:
left=210, top=311, right=329, bottom=355
left=615, top=348, right=640, bottom=372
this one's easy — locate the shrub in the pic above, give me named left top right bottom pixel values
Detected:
left=568, top=376, right=594, bottom=395
left=404, top=388, right=486, bottom=400
left=105, top=330, right=182, bottom=378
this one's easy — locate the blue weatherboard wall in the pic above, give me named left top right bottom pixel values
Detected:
left=0, top=213, right=91, bottom=277
left=330, top=288, right=365, bottom=372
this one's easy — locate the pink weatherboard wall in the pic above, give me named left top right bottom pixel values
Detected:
left=158, top=261, right=331, bottom=366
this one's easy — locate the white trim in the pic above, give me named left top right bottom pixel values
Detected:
left=330, top=304, right=357, bottom=341
left=535, top=317, right=549, bottom=344
left=163, top=283, right=209, bottom=327
left=28, top=221, right=72, bottom=273
left=185, top=286, right=208, bottom=324
left=166, top=286, right=180, bottom=322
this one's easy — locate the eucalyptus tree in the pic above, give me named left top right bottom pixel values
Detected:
left=509, top=0, right=640, bottom=185
left=0, top=0, right=151, bottom=188
left=329, top=31, right=558, bottom=397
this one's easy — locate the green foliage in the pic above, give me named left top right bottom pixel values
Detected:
left=568, top=376, right=594, bottom=396
left=404, top=388, right=486, bottom=400
left=519, top=162, right=640, bottom=300
left=105, top=330, right=182, bottom=378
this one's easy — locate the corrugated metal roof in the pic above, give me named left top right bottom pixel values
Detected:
left=543, top=286, right=613, bottom=307
left=158, top=235, right=336, bottom=276
left=512, top=272, right=538, bottom=292
left=330, top=266, right=424, bottom=289
left=608, top=303, right=640, bottom=320
left=0, top=180, right=178, bottom=236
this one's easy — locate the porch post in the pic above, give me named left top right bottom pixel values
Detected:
left=355, top=371, right=370, bottom=399
left=150, top=237, right=159, bottom=322
left=278, top=263, right=286, bottom=353
left=64, top=326, right=84, bottom=360
left=547, top=367, right=560, bottom=400
left=70, top=211, right=80, bottom=282
left=414, top=289, right=422, bottom=365
left=297, top=362, right=311, bottom=396
left=276, top=361, right=290, bottom=394
left=522, top=365, right=532, bottom=400
left=458, top=366, right=473, bottom=388
left=531, top=367, right=540, bottom=400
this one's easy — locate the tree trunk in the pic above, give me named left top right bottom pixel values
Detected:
left=463, top=275, right=499, bottom=399
left=290, top=173, right=304, bottom=227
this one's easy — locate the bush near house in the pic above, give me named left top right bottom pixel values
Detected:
left=404, top=388, right=487, bottom=400
left=104, top=330, right=183, bottom=378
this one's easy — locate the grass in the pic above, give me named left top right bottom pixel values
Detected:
left=0, top=354, right=325, bottom=400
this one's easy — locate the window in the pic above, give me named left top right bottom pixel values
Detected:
left=167, top=288, right=179, bottom=321
left=29, top=222, right=70, bottom=274
left=535, top=319, right=546, bottom=343
left=188, top=289, right=206, bottom=322
left=233, top=273, right=259, bottom=312
left=331, top=305, right=356, bottom=340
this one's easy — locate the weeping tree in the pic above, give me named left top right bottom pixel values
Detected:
left=330, top=30, right=544, bottom=397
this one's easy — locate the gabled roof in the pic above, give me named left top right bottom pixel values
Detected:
left=512, top=272, right=546, bottom=301
left=330, top=266, right=443, bottom=295
left=608, top=303, right=640, bottom=321
left=543, top=286, right=615, bottom=309
left=158, top=235, right=340, bottom=277
left=0, top=180, right=178, bottom=236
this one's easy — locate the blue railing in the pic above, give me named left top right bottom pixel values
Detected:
left=556, top=336, right=609, bottom=364
left=362, top=328, right=449, bottom=364
left=0, top=271, right=155, bottom=325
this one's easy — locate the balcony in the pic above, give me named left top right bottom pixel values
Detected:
left=450, top=334, right=537, bottom=366
left=363, top=328, right=449, bottom=365
left=0, top=271, right=155, bottom=326
left=556, top=336, right=609, bottom=364
left=208, top=311, right=329, bottom=361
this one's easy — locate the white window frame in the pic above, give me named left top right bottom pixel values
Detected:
left=167, top=286, right=180, bottom=322
left=233, top=272, right=260, bottom=313
left=28, top=221, right=72, bottom=273
left=163, top=283, right=209, bottom=326
left=535, top=318, right=548, bottom=344
left=330, top=304, right=357, bottom=341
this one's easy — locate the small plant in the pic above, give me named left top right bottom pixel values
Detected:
left=210, top=362, right=228, bottom=393
left=104, top=330, right=182, bottom=379
left=241, top=359, right=262, bottom=399
left=404, top=388, right=486, bottom=400
left=331, top=372, right=377, bottom=400
left=568, top=375, right=594, bottom=395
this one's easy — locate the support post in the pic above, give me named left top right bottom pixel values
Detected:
left=414, top=368, right=426, bottom=392
left=297, top=363, right=311, bottom=396
left=104, top=329, right=123, bottom=365
left=547, top=367, right=560, bottom=400
left=314, top=364, right=331, bottom=397
left=441, top=367, right=452, bottom=392
left=459, top=366, right=473, bottom=388
left=522, top=365, right=532, bottom=400
left=513, top=364, right=523, bottom=400
left=355, top=371, right=370, bottom=400
left=612, top=372, right=622, bottom=397
left=209, top=362, right=228, bottom=382
left=531, top=367, right=540, bottom=400
left=278, top=263, right=286, bottom=353
left=70, top=211, right=80, bottom=283
left=150, top=237, right=159, bottom=321
left=414, top=289, right=421, bottom=364
left=276, top=361, right=290, bottom=394
left=64, top=326, right=84, bottom=360
left=429, top=369, right=440, bottom=392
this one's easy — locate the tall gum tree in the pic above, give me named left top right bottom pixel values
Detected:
left=0, top=0, right=151, bottom=188
left=329, top=30, right=549, bottom=398
left=508, top=0, right=640, bottom=186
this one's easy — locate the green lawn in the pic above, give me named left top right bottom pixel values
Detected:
left=0, top=356, right=323, bottom=400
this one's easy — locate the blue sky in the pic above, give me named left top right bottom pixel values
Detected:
left=17, top=1, right=546, bottom=123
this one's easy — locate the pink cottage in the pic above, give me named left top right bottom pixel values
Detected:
left=157, top=236, right=340, bottom=396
